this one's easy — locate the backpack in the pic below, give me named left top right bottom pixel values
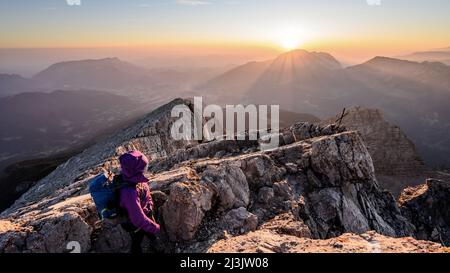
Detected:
left=88, top=173, right=132, bottom=220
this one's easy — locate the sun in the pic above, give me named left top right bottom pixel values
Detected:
left=280, top=37, right=303, bottom=50
left=276, top=26, right=304, bottom=51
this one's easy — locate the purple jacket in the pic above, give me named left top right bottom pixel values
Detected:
left=119, top=181, right=160, bottom=234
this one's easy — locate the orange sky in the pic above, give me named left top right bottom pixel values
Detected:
left=1, top=0, right=449, bottom=70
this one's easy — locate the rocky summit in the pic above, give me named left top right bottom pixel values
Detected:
left=0, top=99, right=448, bottom=253
left=323, top=107, right=429, bottom=196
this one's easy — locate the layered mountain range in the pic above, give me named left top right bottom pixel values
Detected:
left=3, top=50, right=450, bottom=171
left=399, top=47, right=450, bottom=65
left=0, top=49, right=450, bottom=253
left=0, top=58, right=205, bottom=103
left=200, top=49, right=450, bottom=168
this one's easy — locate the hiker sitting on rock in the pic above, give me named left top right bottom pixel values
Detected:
left=118, top=150, right=160, bottom=253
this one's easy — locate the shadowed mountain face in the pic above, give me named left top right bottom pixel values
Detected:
left=349, top=56, right=450, bottom=92
left=198, top=60, right=272, bottom=103
left=0, top=152, right=75, bottom=213
left=0, top=90, right=145, bottom=169
left=347, top=57, right=450, bottom=167
left=200, top=50, right=450, bottom=168
left=0, top=89, right=151, bottom=211
left=0, top=74, right=32, bottom=97
left=202, top=49, right=373, bottom=114
left=201, top=49, right=344, bottom=105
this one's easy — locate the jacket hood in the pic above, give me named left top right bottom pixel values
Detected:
left=119, top=151, right=149, bottom=184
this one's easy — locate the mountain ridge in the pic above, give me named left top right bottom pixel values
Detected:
left=0, top=73, right=33, bottom=97
left=399, top=49, right=450, bottom=65
left=0, top=98, right=448, bottom=253
left=31, top=57, right=152, bottom=91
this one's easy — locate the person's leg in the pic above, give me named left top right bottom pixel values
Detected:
left=145, top=233, right=159, bottom=253
left=121, top=223, right=145, bottom=254
left=130, top=230, right=145, bottom=254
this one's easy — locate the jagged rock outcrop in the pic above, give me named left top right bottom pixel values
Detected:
left=202, top=163, right=250, bottom=211
left=162, top=182, right=213, bottom=242
left=0, top=99, right=445, bottom=253
left=0, top=194, right=96, bottom=253
left=220, top=207, right=258, bottom=234
left=324, top=107, right=428, bottom=196
left=399, top=178, right=450, bottom=246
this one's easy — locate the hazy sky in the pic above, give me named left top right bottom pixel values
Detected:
left=0, top=0, right=449, bottom=64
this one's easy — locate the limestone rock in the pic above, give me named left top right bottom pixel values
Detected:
left=201, top=162, right=249, bottom=211
left=399, top=178, right=450, bottom=245
left=0, top=194, right=94, bottom=253
left=91, top=223, right=131, bottom=253
left=162, top=182, right=213, bottom=242
left=324, top=107, right=428, bottom=196
left=220, top=207, right=258, bottom=234
left=241, top=155, right=284, bottom=189
left=257, top=187, right=274, bottom=203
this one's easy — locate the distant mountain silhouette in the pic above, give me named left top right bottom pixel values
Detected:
left=32, top=58, right=154, bottom=91
left=201, top=49, right=343, bottom=105
left=0, top=57, right=212, bottom=105
left=0, top=74, right=32, bottom=97
left=199, top=60, right=272, bottom=103
left=349, top=56, right=450, bottom=90
left=347, top=57, right=450, bottom=167
left=0, top=89, right=145, bottom=172
left=200, top=49, right=450, bottom=168
left=0, top=57, right=213, bottom=103
left=399, top=49, right=450, bottom=65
